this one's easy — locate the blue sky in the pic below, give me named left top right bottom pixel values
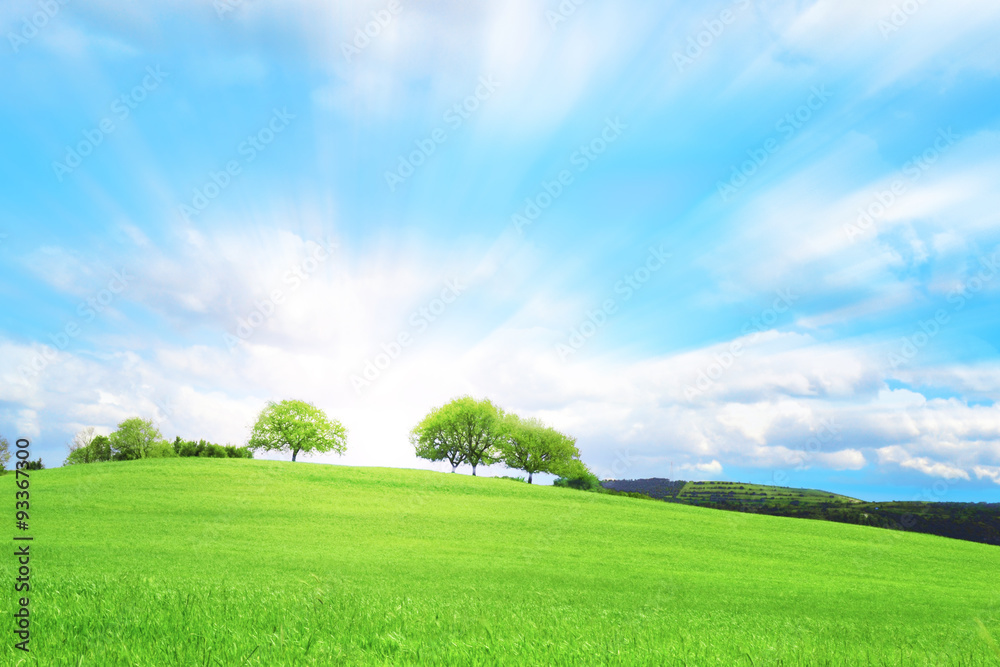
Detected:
left=2, top=0, right=999, bottom=501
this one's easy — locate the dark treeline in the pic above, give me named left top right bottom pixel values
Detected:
left=601, top=478, right=687, bottom=499
left=602, top=478, right=1000, bottom=547
left=700, top=499, right=1000, bottom=547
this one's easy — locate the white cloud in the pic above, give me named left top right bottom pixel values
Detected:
left=5, top=275, right=1000, bottom=480
left=974, top=466, right=1000, bottom=485
left=680, top=460, right=723, bottom=476
left=814, top=449, right=866, bottom=471
left=6, top=220, right=1000, bottom=480
left=16, top=410, right=40, bottom=439
left=877, top=446, right=971, bottom=480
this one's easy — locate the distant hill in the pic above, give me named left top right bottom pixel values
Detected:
left=600, top=477, right=686, bottom=499
left=601, top=478, right=1000, bottom=547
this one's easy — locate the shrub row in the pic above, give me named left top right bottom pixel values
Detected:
left=172, top=438, right=253, bottom=459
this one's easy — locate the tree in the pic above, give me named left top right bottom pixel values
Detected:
left=66, top=427, right=96, bottom=465
left=90, top=435, right=112, bottom=462
left=109, top=418, right=164, bottom=461
left=247, top=399, right=347, bottom=462
left=552, top=458, right=602, bottom=491
left=65, top=434, right=113, bottom=465
left=410, top=405, right=468, bottom=473
left=499, top=415, right=580, bottom=484
left=410, top=396, right=506, bottom=476
left=0, top=435, right=9, bottom=474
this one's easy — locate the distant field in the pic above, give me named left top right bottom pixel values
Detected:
left=676, top=480, right=863, bottom=508
left=3, top=459, right=1000, bottom=665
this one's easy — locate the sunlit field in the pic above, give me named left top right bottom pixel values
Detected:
left=4, top=458, right=999, bottom=665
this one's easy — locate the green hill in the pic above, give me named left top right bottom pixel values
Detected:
left=676, top=480, right=864, bottom=507
left=4, top=459, right=1000, bottom=665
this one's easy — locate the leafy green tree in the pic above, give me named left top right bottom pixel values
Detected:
left=410, top=396, right=506, bottom=476
left=90, top=435, right=113, bottom=462
left=64, top=434, right=113, bottom=465
left=66, top=427, right=95, bottom=465
left=553, top=458, right=602, bottom=491
left=499, top=415, right=580, bottom=484
left=146, top=441, right=178, bottom=458
left=109, top=418, right=164, bottom=461
left=0, top=435, right=9, bottom=473
left=248, top=400, right=347, bottom=462
left=71, top=426, right=96, bottom=451
left=410, top=405, right=467, bottom=473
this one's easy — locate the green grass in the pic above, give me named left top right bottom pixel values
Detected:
left=677, top=480, right=863, bottom=507
left=3, top=459, right=1000, bottom=665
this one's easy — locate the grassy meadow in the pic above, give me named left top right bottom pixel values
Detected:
left=3, top=458, right=1000, bottom=665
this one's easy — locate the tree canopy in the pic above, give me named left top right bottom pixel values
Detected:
left=109, top=417, right=164, bottom=461
left=499, top=415, right=580, bottom=483
left=553, top=458, right=602, bottom=491
left=0, top=435, right=9, bottom=473
left=64, top=419, right=167, bottom=465
left=65, top=434, right=112, bottom=465
left=247, top=399, right=347, bottom=462
left=410, top=396, right=506, bottom=475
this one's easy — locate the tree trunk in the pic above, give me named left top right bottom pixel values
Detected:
left=472, top=465, right=477, bottom=476
left=292, top=449, right=299, bottom=462
left=451, top=464, right=457, bottom=473
left=528, top=472, right=533, bottom=484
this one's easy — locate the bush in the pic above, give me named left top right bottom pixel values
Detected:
left=497, top=475, right=527, bottom=483
left=224, top=445, right=253, bottom=459
left=172, top=438, right=253, bottom=459
left=65, top=435, right=113, bottom=465
left=23, top=458, right=45, bottom=471
left=553, top=458, right=602, bottom=492
left=146, top=441, right=179, bottom=459
left=554, top=472, right=602, bottom=492
left=199, top=443, right=228, bottom=458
